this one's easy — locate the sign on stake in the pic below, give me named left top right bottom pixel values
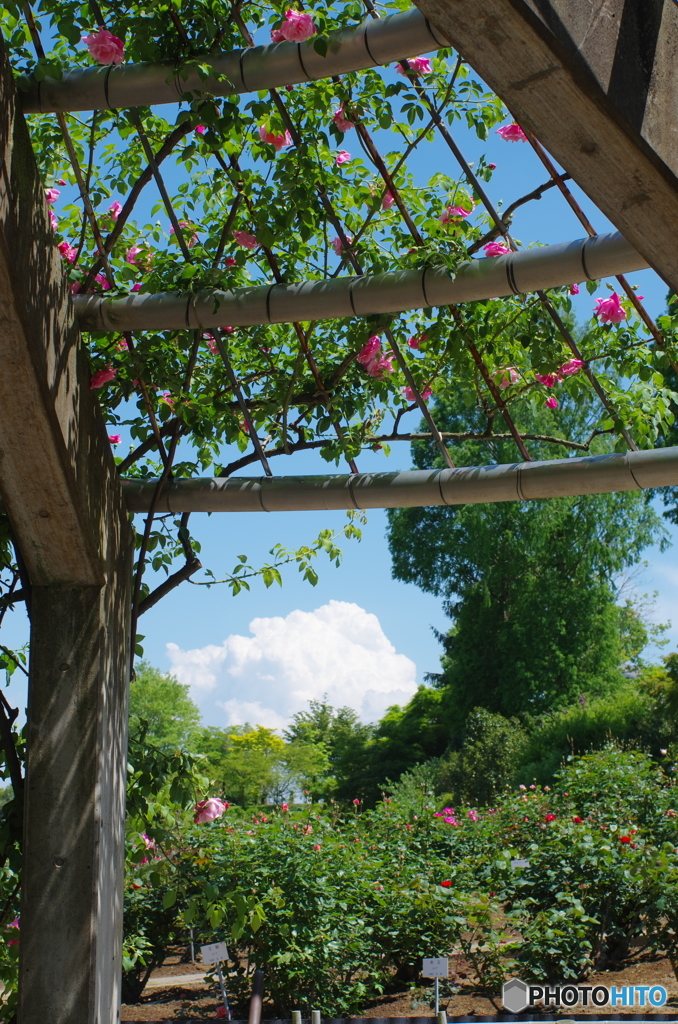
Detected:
left=201, top=942, right=232, bottom=1019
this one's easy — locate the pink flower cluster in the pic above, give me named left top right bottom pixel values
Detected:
left=408, top=334, right=426, bottom=349
left=496, top=123, right=527, bottom=142
left=270, top=9, right=316, bottom=42
left=125, top=245, right=152, bottom=267
left=402, top=385, right=433, bottom=403
left=233, top=230, right=258, bottom=250
left=395, top=57, right=432, bottom=75
left=382, top=191, right=395, bottom=211
left=333, top=106, right=354, bottom=132
left=332, top=234, right=353, bottom=255
left=45, top=187, right=60, bottom=205
left=535, top=359, right=584, bottom=389
left=90, top=366, right=117, bottom=389
left=193, top=797, right=229, bottom=824
left=108, top=200, right=122, bottom=221
left=83, top=28, right=124, bottom=65
left=440, top=205, right=470, bottom=224
left=58, top=241, right=77, bottom=263
left=356, top=336, right=394, bottom=377
left=496, top=366, right=519, bottom=388
left=483, top=241, right=511, bottom=257
left=335, top=150, right=351, bottom=166
left=170, top=221, right=199, bottom=248
left=434, top=806, right=458, bottom=826
left=258, top=124, right=292, bottom=152
left=594, top=292, right=627, bottom=324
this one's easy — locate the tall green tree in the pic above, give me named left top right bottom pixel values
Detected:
left=129, top=661, right=202, bottom=748
left=284, top=699, right=375, bottom=802
left=387, top=397, right=665, bottom=733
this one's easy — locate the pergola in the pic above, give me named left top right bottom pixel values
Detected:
left=1, top=0, right=677, bottom=1020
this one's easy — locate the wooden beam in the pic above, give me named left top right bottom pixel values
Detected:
left=0, top=44, right=105, bottom=585
left=411, top=0, right=678, bottom=293
left=0, top=35, right=134, bottom=1024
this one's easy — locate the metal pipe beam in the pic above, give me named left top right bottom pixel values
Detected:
left=74, top=230, right=648, bottom=332
left=18, top=8, right=448, bottom=114
left=121, top=446, right=678, bottom=513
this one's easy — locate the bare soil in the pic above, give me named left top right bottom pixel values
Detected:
left=120, top=947, right=678, bottom=1022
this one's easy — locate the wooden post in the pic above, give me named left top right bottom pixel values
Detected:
left=0, top=33, right=133, bottom=1024
left=411, top=0, right=678, bottom=293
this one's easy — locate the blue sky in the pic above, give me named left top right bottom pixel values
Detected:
left=5, top=41, right=676, bottom=727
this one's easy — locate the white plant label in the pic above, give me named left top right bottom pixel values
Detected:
left=422, top=957, right=448, bottom=978
left=511, top=859, right=530, bottom=868
left=201, top=941, right=229, bottom=965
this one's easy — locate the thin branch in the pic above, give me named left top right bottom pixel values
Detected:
left=137, top=557, right=202, bottom=616
left=0, top=692, right=24, bottom=796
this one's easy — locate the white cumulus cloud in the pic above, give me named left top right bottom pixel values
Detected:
left=166, top=600, right=417, bottom=728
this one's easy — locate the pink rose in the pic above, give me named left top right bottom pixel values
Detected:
left=58, top=241, right=77, bottom=263
left=331, top=234, right=352, bottom=255
left=90, top=365, right=117, bottom=389
left=276, top=9, right=316, bottom=41
left=483, top=241, right=511, bottom=257
left=258, top=124, right=292, bottom=152
left=396, top=57, right=432, bottom=75
left=333, top=106, right=354, bottom=132
left=131, top=283, right=142, bottom=292
left=545, top=395, right=559, bottom=409
left=233, top=230, right=258, bottom=250
left=535, top=372, right=560, bottom=387
left=48, top=209, right=58, bottom=232
left=558, top=358, right=584, bottom=376
left=496, top=366, right=519, bottom=388
left=382, top=191, right=395, bottom=211
left=270, top=28, right=285, bottom=42
left=108, top=200, right=122, bottom=220
left=194, top=125, right=206, bottom=135
left=281, top=802, right=289, bottom=812
left=170, top=221, right=199, bottom=248
left=369, top=354, right=394, bottom=378
left=83, top=28, right=124, bottom=65
left=57, top=178, right=67, bottom=186
left=193, top=797, right=228, bottom=824
left=357, top=335, right=382, bottom=370
left=94, top=273, right=110, bottom=291
left=569, top=283, right=580, bottom=295
left=45, top=187, right=60, bottom=205
left=594, top=292, right=627, bottom=324
left=335, top=150, right=351, bottom=166
left=125, top=246, right=142, bottom=264
left=440, top=205, right=469, bottom=224
left=403, top=385, right=432, bottom=402
left=108, top=434, right=122, bottom=444
left=488, top=163, right=496, bottom=170
left=496, top=123, right=527, bottom=142
left=408, top=334, right=426, bottom=349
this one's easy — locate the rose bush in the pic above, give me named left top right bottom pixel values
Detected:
left=117, top=744, right=678, bottom=1013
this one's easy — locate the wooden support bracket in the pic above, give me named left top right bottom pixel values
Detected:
left=411, top=0, right=678, bottom=293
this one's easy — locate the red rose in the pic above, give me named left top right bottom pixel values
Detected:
left=441, top=880, right=452, bottom=888
left=572, top=816, right=583, bottom=823
left=544, top=813, right=556, bottom=822
left=620, top=836, right=631, bottom=843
